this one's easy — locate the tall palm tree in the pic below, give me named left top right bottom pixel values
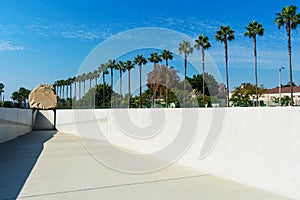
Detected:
left=245, top=21, right=264, bottom=107
left=82, top=73, right=87, bottom=95
left=99, top=63, right=109, bottom=107
left=275, top=5, right=300, bottom=106
left=125, top=60, right=135, bottom=108
left=179, top=40, right=194, bottom=107
left=71, top=77, right=76, bottom=100
left=194, top=35, right=211, bottom=106
left=134, top=54, right=147, bottom=108
left=161, top=50, right=173, bottom=108
left=215, top=25, right=235, bottom=107
left=115, top=61, right=126, bottom=107
left=87, top=72, right=94, bottom=91
left=65, top=78, right=71, bottom=99
left=93, top=70, right=99, bottom=86
left=107, top=59, right=116, bottom=107
left=77, top=75, right=82, bottom=99
left=0, top=83, right=4, bottom=102
left=148, top=52, right=162, bottom=107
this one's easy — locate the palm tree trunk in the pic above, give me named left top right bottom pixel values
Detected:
left=152, top=63, right=157, bottom=108
left=74, top=81, right=76, bottom=106
left=287, top=24, right=294, bottom=106
left=66, top=86, right=69, bottom=99
left=103, top=73, right=106, bottom=108
left=254, top=36, right=258, bottom=107
left=79, top=82, right=81, bottom=100
left=202, top=47, right=205, bottom=107
left=183, top=54, right=187, bottom=108
left=120, top=70, right=123, bottom=107
left=225, top=39, right=229, bottom=107
left=83, top=81, right=86, bottom=95
left=111, top=69, right=113, bottom=108
left=139, top=64, right=142, bottom=108
left=60, top=86, right=62, bottom=99
left=166, top=59, right=169, bottom=108
left=128, top=69, right=131, bottom=108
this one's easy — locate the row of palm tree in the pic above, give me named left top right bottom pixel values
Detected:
left=54, top=5, right=299, bottom=108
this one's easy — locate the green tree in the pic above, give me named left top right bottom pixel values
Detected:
left=275, top=5, right=300, bottom=106
left=134, top=54, right=147, bottom=108
left=161, top=50, right=173, bottom=108
left=125, top=60, right=135, bottom=108
left=179, top=40, right=193, bottom=107
left=245, top=21, right=264, bottom=107
left=194, top=34, right=211, bottom=104
left=230, top=83, right=265, bottom=107
left=187, top=73, right=219, bottom=97
left=11, top=87, right=31, bottom=108
left=215, top=25, right=235, bottom=107
left=148, top=52, right=162, bottom=107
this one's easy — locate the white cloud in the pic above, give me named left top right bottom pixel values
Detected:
left=0, top=40, right=23, bottom=52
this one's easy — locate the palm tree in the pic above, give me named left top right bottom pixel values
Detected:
left=93, top=70, right=99, bottom=86
left=77, top=75, right=82, bottom=99
left=179, top=40, right=194, bottom=107
left=275, top=5, right=300, bottom=106
left=125, top=60, right=135, bottom=108
left=134, top=54, right=147, bottom=108
left=161, top=50, right=173, bottom=108
left=65, top=78, right=71, bottom=99
left=115, top=61, right=126, bottom=107
left=87, top=72, right=94, bottom=91
left=82, top=73, right=87, bottom=95
left=245, top=21, right=264, bottom=107
left=99, top=63, right=109, bottom=107
left=0, top=83, right=4, bottom=103
left=215, top=25, right=235, bottom=107
left=148, top=52, right=162, bottom=107
left=194, top=35, right=211, bottom=106
left=107, top=59, right=116, bottom=107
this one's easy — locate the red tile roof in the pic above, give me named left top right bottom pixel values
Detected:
left=265, top=86, right=300, bottom=94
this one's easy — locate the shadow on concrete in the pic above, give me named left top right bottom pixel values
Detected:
left=32, top=110, right=56, bottom=130
left=0, top=131, right=56, bottom=199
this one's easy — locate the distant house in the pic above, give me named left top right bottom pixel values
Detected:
left=260, top=86, right=300, bottom=106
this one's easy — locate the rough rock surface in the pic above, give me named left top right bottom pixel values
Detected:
left=29, top=84, right=58, bottom=109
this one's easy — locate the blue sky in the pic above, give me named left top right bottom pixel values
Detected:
left=1, top=0, right=300, bottom=100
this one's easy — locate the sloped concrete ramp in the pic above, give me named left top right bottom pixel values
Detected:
left=0, top=131, right=292, bottom=200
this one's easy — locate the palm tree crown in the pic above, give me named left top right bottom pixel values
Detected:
left=275, top=5, right=300, bottom=29
left=161, top=50, right=173, bottom=66
left=194, top=34, right=211, bottom=51
left=245, top=21, right=264, bottom=38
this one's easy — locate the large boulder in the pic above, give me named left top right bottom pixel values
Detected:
left=29, top=84, right=58, bottom=109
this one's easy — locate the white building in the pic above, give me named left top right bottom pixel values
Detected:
left=260, top=86, right=300, bottom=106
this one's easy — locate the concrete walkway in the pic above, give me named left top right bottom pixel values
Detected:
left=0, top=131, right=292, bottom=200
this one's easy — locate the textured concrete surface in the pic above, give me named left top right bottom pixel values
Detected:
left=0, top=131, right=292, bottom=200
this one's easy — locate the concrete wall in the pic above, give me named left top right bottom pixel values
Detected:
left=55, top=108, right=300, bottom=199
left=0, top=108, right=32, bottom=143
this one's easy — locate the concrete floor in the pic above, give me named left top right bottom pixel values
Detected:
left=0, top=131, right=293, bottom=200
